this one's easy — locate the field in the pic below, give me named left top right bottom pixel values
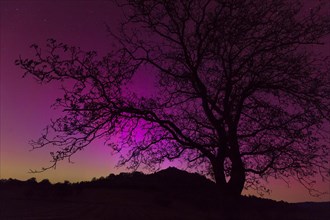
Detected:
left=1, top=186, right=229, bottom=220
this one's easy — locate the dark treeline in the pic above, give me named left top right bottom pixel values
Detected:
left=0, top=167, right=216, bottom=198
left=1, top=167, right=213, bottom=190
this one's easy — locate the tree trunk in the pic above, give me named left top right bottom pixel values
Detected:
left=212, top=156, right=245, bottom=198
left=211, top=152, right=245, bottom=219
left=227, top=132, right=246, bottom=198
left=212, top=156, right=245, bottom=219
left=227, top=156, right=245, bottom=198
left=212, top=158, right=227, bottom=195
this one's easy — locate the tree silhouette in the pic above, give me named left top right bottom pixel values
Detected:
left=17, top=0, right=330, bottom=198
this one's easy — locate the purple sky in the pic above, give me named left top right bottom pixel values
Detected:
left=0, top=0, right=329, bottom=202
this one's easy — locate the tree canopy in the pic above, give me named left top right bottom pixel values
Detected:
left=17, top=0, right=330, bottom=197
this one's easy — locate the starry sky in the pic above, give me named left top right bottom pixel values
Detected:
left=0, top=0, right=329, bottom=203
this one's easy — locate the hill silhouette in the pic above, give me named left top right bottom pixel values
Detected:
left=83, top=167, right=214, bottom=190
left=1, top=167, right=329, bottom=220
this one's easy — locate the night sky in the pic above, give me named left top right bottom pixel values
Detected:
left=0, top=0, right=329, bottom=203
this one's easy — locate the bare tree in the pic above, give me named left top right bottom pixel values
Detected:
left=17, top=0, right=330, bottom=198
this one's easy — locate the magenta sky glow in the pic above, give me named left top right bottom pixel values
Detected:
left=0, top=0, right=329, bottom=203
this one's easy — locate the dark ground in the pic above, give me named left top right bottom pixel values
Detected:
left=1, top=168, right=329, bottom=220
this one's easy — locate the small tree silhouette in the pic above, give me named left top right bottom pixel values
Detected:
left=16, top=0, right=330, bottom=199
